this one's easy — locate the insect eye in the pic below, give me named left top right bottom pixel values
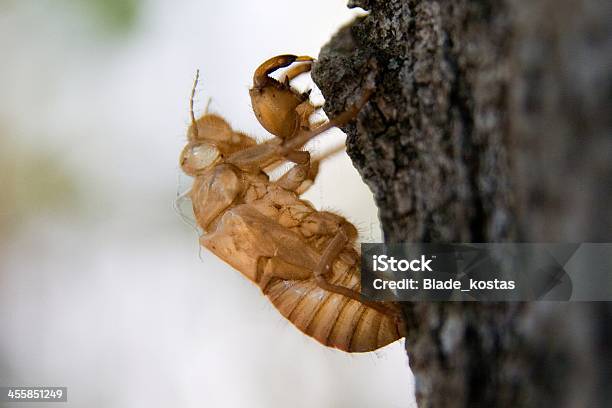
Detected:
left=180, top=143, right=220, bottom=175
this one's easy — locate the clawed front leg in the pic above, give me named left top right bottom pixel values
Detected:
left=280, top=61, right=313, bottom=85
left=252, top=55, right=313, bottom=89
left=229, top=84, right=372, bottom=174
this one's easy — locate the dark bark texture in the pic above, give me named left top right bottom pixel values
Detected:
left=312, top=1, right=612, bottom=407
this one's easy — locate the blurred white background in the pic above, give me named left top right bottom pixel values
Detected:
left=0, top=1, right=415, bottom=407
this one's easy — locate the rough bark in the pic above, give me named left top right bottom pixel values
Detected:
left=312, top=1, right=612, bottom=407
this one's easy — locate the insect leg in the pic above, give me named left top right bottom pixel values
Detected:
left=280, top=62, right=313, bottom=85
left=257, top=256, right=312, bottom=293
left=313, top=225, right=402, bottom=320
left=294, top=160, right=319, bottom=195
left=276, top=142, right=345, bottom=194
left=279, top=62, right=324, bottom=124
left=294, top=100, right=318, bottom=132
left=280, top=87, right=374, bottom=155
left=312, top=142, right=346, bottom=163
left=227, top=88, right=371, bottom=172
left=294, top=143, right=347, bottom=194
left=253, top=55, right=314, bottom=89
left=276, top=151, right=312, bottom=192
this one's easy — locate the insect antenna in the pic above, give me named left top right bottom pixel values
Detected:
left=190, top=69, right=200, bottom=139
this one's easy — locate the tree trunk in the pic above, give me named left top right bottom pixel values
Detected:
left=312, top=1, right=612, bottom=406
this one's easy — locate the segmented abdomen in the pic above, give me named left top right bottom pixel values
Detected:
left=264, top=267, right=401, bottom=352
left=201, top=205, right=402, bottom=352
